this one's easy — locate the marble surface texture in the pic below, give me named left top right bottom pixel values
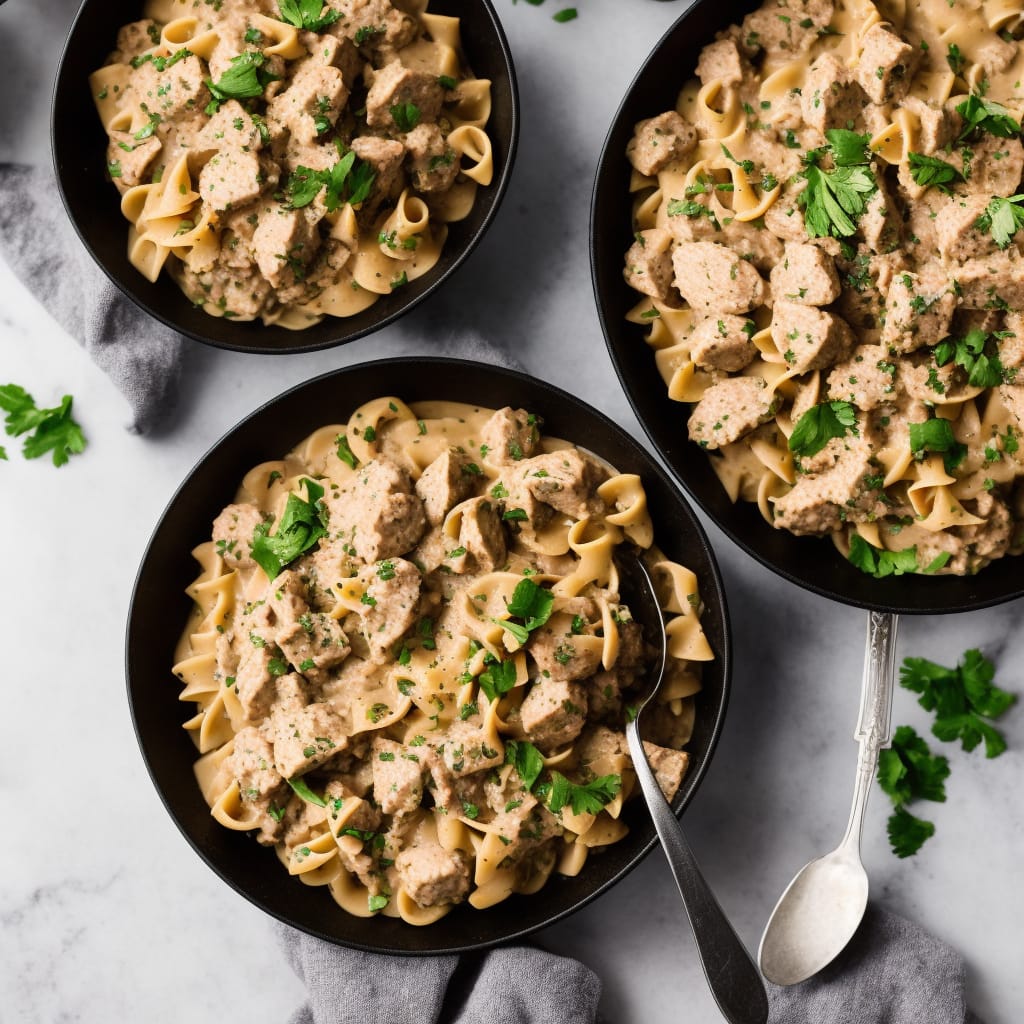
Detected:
left=1, top=0, right=1022, bottom=1021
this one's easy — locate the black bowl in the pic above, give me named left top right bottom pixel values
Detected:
left=591, top=0, right=1024, bottom=615
left=53, top=1, right=518, bottom=354
left=126, top=357, right=731, bottom=953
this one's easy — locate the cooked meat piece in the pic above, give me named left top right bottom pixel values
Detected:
left=880, top=271, right=956, bottom=352
left=480, top=407, right=540, bottom=465
left=801, top=54, right=868, bottom=134
left=689, top=314, right=758, bottom=372
left=415, top=448, right=478, bottom=525
left=269, top=570, right=351, bottom=675
left=270, top=701, right=350, bottom=778
left=859, top=180, right=901, bottom=255
left=961, top=135, right=1024, bottom=197
left=251, top=203, right=318, bottom=286
left=935, top=195, right=1001, bottom=262
left=193, top=100, right=266, bottom=161
left=770, top=241, right=841, bottom=306
left=353, top=556, right=422, bottom=660
left=226, top=726, right=285, bottom=802
left=395, top=836, right=471, bottom=908
left=365, top=60, right=444, bottom=129
left=446, top=497, right=507, bottom=574
left=519, top=677, right=589, bottom=751
left=624, top=228, right=675, bottom=301
left=349, top=136, right=406, bottom=202
left=528, top=624, right=603, bottom=683
left=687, top=377, right=777, bottom=449
left=212, top=502, right=264, bottom=570
left=113, top=19, right=159, bottom=62
left=130, top=54, right=209, bottom=122
left=107, top=131, right=161, bottom=187
left=234, top=643, right=281, bottom=725
left=955, top=254, right=1024, bottom=312
left=855, top=24, right=918, bottom=104
left=673, top=241, right=766, bottom=314
left=198, top=149, right=265, bottom=213
left=267, top=63, right=347, bottom=146
left=641, top=741, right=690, bottom=802
left=327, top=0, right=418, bottom=52
left=403, top=123, right=459, bottom=193
left=371, top=737, right=425, bottom=816
left=696, top=38, right=745, bottom=87
left=323, top=456, right=427, bottom=563
left=625, top=110, right=698, bottom=177
left=516, top=449, right=610, bottom=519
left=771, top=300, right=856, bottom=374
left=764, top=190, right=808, bottom=241
left=902, top=97, right=959, bottom=154
left=826, top=344, right=895, bottom=409
left=436, top=720, right=503, bottom=778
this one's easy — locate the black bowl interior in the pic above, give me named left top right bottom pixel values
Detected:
left=591, top=0, right=1024, bottom=615
left=127, top=357, right=731, bottom=954
left=53, top=0, right=518, bottom=354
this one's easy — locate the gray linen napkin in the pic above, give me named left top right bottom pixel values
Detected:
left=0, top=164, right=185, bottom=434
left=275, top=903, right=979, bottom=1023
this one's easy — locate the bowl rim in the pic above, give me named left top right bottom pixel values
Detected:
left=51, top=0, right=520, bottom=355
left=125, top=355, right=733, bottom=953
left=589, top=0, right=1024, bottom=616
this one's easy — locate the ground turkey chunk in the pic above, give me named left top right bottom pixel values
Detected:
left=642, top=741, right=690, bottom=802
left=270, top=701, right=350, bottom=778
left=519, top=677, right=589, bottom=751
left=226, top=726, right=285, bottom=804
left=689, top=314, right=758, bottom=372
left=198, top=149, right=266, bottom=214
left=235, top=644, right=280, bottom=725
left=130, top=55, right=209, bottom=121
left=881, top=271, right=956, bottom=352
left=353, top=556, right=421, bottom=660
left=801, top=54, right=868, bottom=134
left=626, top=111, right=697, bottom=177
left=695, top=38, right=745, bottom=87
left=106, top=131, right=160, bottom=188
left=446, top=497, right=506, bottom=574
left=403, top=123, right=459, bottom=193
left=826, top=344, right=894, bottom=409
left=415, top=448, right=478, bottom=525
left=252, top=203, right=318, bottom=286
left=366, top=60, right=444, bottom=130
left=517, top=449, right=609, bottom=519
left=673, top=241, right=766, bottom=314
left=770, top=242, right=841, bottom=306
left=936, top=196, right=1005, bottom=262
left=395, top=835, right=471, bottom=908
left=480, top=407, right=540, bottom=465
left=266, top=64, right=347, bottom=146
left=772, top=300, right=855, bottom=374
left=624, top=228, right=675, bottom=301
left=371, top=737, right=424, bottom=816
left=955, top=253, right=1024, bottom=311
left=324, top=456, right=427, bottom=562
left=687, top=377, right=776, bottom=449
left=349, top=136, right=406, bottom=201
left=855, top=23, right=918, bottom=104
left=212, top=502, right=264, bottom=569
left=962, top=135, right=1024, bottom=197
left=326, top=0, right=418, bottom=51
left=268, top=571, right=351, bottom=675
left=437, top=720, right=504, bottom=778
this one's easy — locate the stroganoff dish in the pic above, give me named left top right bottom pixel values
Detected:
left=91, top=0, right=493, bottom=328
left=174, top=398, right=712, bottom=923
left=622, top=0, right=1024, bottom=576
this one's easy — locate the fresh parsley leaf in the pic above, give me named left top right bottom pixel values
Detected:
left=546, top=772, right=621, bottom=815
left=0, top=384, right=86, bottom=467
left=887, top=806, right=936, bottom=859
left=390, top=102, right=421, bottom=133
left=908, top=418, right=967, bottom=474
left=478, top=657, right=517, bottom=702
left=368, top=893, right=389, bottom=912
left=900, top=649, right=1015, bottom=757
left=335, top=433, right=358, bottom=469
left=251, top=478, right=328, bottom=578
left=504, top=739, right=545, bottom=791
left=788, top=401, right=857, bottom=457
left=205, top=51, right=278, bottom=114
left=956, top=94, right=1021, bottom=141
left=847, top=535, right=918, bottom=578
left=283, top=147, right=376, bottom=211
left=492, top=618, right=530, bottom=646
left=287, top=777, right=326, bottom=806
left=825, top=128, right=872, bottom=167
left=945, top=42, right=965, bottom=76
left=552, top=6, right=577, bottom=21
left=907, top=152, right=962, bottom=191
left=934, top=328, right=1007, bottom=388
left=277, top=0, right=340, bottom=32
left=877, top=725, right=950, bottom=806
left=973, top=194, right=1024, bottom=250
left=506, top=578, right=555, bottom=631
left=799, top=158, right=876, bottom=238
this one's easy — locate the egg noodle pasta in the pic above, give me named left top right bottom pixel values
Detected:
left=91, top=0, right=494, bottom=328
left=622, top=0, right=1024, bottom=576
left=175, top=399, right=711, bottom=922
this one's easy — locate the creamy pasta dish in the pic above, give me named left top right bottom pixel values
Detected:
left=91, top=0, right=494, bottom=328
left=174, top=398, right=712, bottom=923
left=622, top=0, right=1024, bottom=576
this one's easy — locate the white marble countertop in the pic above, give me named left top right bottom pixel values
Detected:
left=1, top=1, right=1022, bottom=1021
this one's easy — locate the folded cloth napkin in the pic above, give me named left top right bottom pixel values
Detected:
left=0, top=164, right=185, bottom=434
left=275, top=903, right=981, bottom=1024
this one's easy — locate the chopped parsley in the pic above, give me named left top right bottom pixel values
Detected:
left=788, top=400, right=857, bottom=457
left=908, top=417, right=967, bottom=474
left=798, top=129, right=876, bottom=239
left=283, top=146, right=376, bottom=211
left=287, top=777, right=326, bottom=806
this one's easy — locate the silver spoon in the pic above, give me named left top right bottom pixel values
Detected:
left=758, top=610, right=899, bottom=986
left=615, top=549, right=769, bottom=1024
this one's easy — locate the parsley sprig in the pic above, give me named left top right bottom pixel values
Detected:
left=934, top=328, right=1008, bottom=388
left=788, top=400, right=857, bottom=458
left=205, top=51, right=279, bottom=115
left=251, top=478, right=328, bottom=578
left=877, top=725, right=949, bottom=857
left=907, top=152, right=963, bottom=192
left=798, top=129, right=877, bottom=239
left=283, top=145, right=376, bottom=211
left=277, top=0, right=340, bottom=31
left=504, top=739, right=545, bottom=791
left=974, top=195, right=1024, bottom=250
left=847, top=536, right=921, bottom=578
left=908, top=417, right=967, bottom=474
left=541, top=772, right=622, bottom=815
left=490, top=577, right=555, bottom=646
left=955, top=94, right=1021, bottom=142
left=0, top=384, right=86, bottom=467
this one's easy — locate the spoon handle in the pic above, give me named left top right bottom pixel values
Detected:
left=841, top=610, right=899, bottom=850
left=627, top=725, right=769, bottom=1024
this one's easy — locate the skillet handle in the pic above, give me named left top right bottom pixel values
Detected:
left=626, top=723, right=769, bottom=1024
